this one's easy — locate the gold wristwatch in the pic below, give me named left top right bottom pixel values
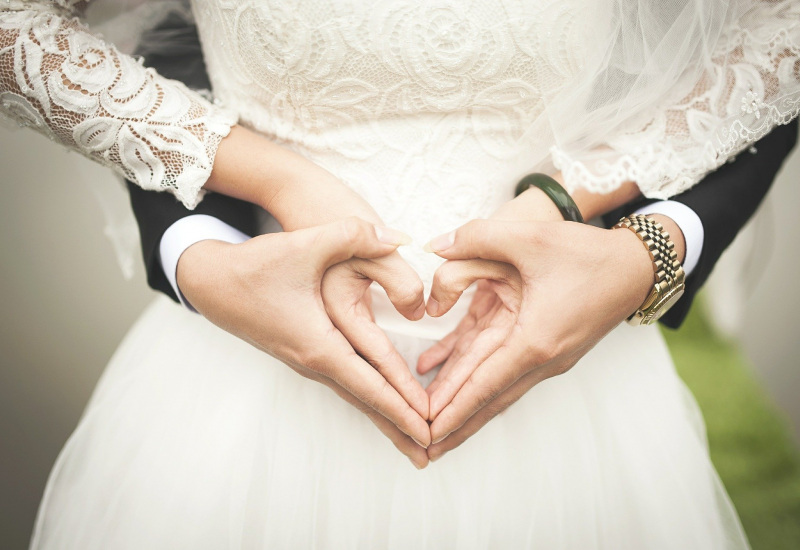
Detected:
left=613, top=214, right=686, bottom=326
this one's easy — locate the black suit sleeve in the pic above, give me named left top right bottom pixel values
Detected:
left=602, top=119, right=799, bottom=329
left=125, top=14, right=259, bottom=302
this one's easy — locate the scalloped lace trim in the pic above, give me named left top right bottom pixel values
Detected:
left=554, top=1, right=800, bottom=199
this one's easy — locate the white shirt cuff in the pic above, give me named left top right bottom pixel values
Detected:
left=633, top=200, right=704, bottom=277
left=159, top=215, right=250, bottom=312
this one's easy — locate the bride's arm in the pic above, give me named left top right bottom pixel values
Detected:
left=553, top=0, right=800, bottom=200
left=0, top=3, right=237, bottom=209
left=0, top=3, right=382, bottom=229
left=1, top=3, right=433, bottom=465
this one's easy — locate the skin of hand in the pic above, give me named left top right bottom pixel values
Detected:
left=177, top=218, right=431, bottom=468
left=417, top=187, right=686, bottom=462
left=204, top=125, right=384, bottom=231
left=200, top=126, right=433, bottom=464
left=203, top=126, right=430, bottom=396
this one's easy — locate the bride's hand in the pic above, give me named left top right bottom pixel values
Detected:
left=205, top=125, right=385, bottom=231
left=177, top=218, right=431, bottom=468
left=321, top=252, right=429, bottom=416
left=419, top=215, right=658, bottom=462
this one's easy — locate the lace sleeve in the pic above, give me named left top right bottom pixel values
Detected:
left=0, top=1, right=237, bottom=209
left=552, top=0, right=800, bottom=200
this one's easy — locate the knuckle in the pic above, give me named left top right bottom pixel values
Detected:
left=463, top=218, right=486, bottom=235
left=340, top=216, right=369, bottom=244
left=365, top=347, right=397, bottom=374
left=433, top=263, right=459, bottom=291
left=551, top=361, right=571, bottom=377
left=523, top=336, right=560, bottom=367
left=360, top=378, right=389, bottom=411
left=286, top=232, right=313, bottom=257
left=298, top=342, right=334, bottom=376
left=464, top=376, right=497, bottom=410
left=452, top=337, right=471, bottom=357
left=395, top=279, right=425, bottom=306
left=522, top=221, right=553, bottom=249
left=474, top=387, right=496, bottom=410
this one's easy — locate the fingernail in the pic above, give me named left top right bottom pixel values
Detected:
left=423, top=231, right=455, bottom=253
left=409, top=457, right=425, bottom=470
left=375, top=226, right=412, bottom=246
left=431, top=433, right=449, bottom=445
left=411, top=436, right=429, bottom=449
left=427, top=297, right=440, bottom=317
left=413, top=302, right=426, bottom=320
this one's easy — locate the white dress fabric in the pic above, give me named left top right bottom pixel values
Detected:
left=2, top=0, right=798, bottom=547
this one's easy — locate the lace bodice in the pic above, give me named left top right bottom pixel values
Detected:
left=1, top=0, right=799, bottom=279
left=191, top=0, right=800, bottom=281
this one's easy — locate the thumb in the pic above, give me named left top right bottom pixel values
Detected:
left=423, top=219, right=523, bottom=265
left=428, top=259, right=517, bottom=317
left=352, top=254, right=426, bottom=320
left=303, top=217, right=411, bottom=270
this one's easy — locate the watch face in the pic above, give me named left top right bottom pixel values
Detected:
left=643, top=286, right=686, bottom=324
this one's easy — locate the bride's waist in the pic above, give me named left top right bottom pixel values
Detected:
left=226, top=94, right=542, bottom=165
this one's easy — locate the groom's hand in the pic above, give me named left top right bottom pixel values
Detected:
left=321, top=251, right=429, bottom=420
left=177, top=218, right=431, bottom=468
left=420, top=214, right=665, bottom=462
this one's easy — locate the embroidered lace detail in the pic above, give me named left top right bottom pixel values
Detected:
left=552, top=0, right=800, bottom=199
left=193, top=0, right=594, bottom=282
left=2, top=0, right=799, bottom=262
left=0, top=1, right=237, bottom=208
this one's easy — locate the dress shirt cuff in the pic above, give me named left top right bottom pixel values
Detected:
left=633, top=201, right=703, bottom=277
left=159, top=215, right=250, bottom=312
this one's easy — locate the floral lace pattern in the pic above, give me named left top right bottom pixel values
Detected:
left=193, top=0, right=594, bottom=282
left=1, top=0, right=798, bottom=244
left=552, top=0, right=800, bottom=199
left=0, top=1, right=237, bottom=208
left=190, top=0, right=800, bottom=281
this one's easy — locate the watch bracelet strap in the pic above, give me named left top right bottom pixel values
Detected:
left=514, top=173, right=584, bottom=224
left=613, top=214, right=686, bottom=325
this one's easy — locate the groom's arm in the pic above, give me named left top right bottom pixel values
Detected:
left=126, top=13, right=259, bottom=304
left=603, top=119, right=799, bottom=328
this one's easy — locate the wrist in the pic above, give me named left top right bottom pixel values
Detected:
left=552, top=172, right=642, bottom=220
left=647, top=214, right=686, bottom=265
left=607, top=227, right=656, bottom=316
left=176, top=239, right=237, bottom=313
left=206, top=126, right=382, bottom=230
left=205, top=126, right=285, bottom=208
left=492, top=186, right=566, bottom=223
left=612, top=215, right=687, bottom=325
left=271, top=177, right=383, bottom=231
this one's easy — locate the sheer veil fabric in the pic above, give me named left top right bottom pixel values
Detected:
left=86, top=0, right=800, bottom=200
left=2, top=1, right=799, bottom=270
left=1, top=0, right=798, bottom=547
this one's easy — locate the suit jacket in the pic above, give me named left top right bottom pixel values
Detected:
left=602, top=121, right=798, bottom=328
left=127, top=14, right=799, bottom=329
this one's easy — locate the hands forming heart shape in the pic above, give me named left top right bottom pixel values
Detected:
left=174, top=130, right=674, bottom=469
left=181, top=184, right=658, bottom=470
left=314, top=194, right=657, bottom=469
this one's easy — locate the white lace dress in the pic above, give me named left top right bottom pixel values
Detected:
left=2, top=1, right=799, bottom=548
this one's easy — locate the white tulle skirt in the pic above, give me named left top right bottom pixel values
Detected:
left=31, top=296, right=749, bottom=549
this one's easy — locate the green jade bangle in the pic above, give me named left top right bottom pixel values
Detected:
left=514, top=173, right=584, bottom=224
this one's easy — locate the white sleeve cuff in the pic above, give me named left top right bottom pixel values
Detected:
left=633, top=200, right=704, bottom=277
left=159, top=215, right=250, bottom=312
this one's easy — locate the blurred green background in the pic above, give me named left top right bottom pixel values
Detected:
left=667, top=303, right=800, bottom=549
